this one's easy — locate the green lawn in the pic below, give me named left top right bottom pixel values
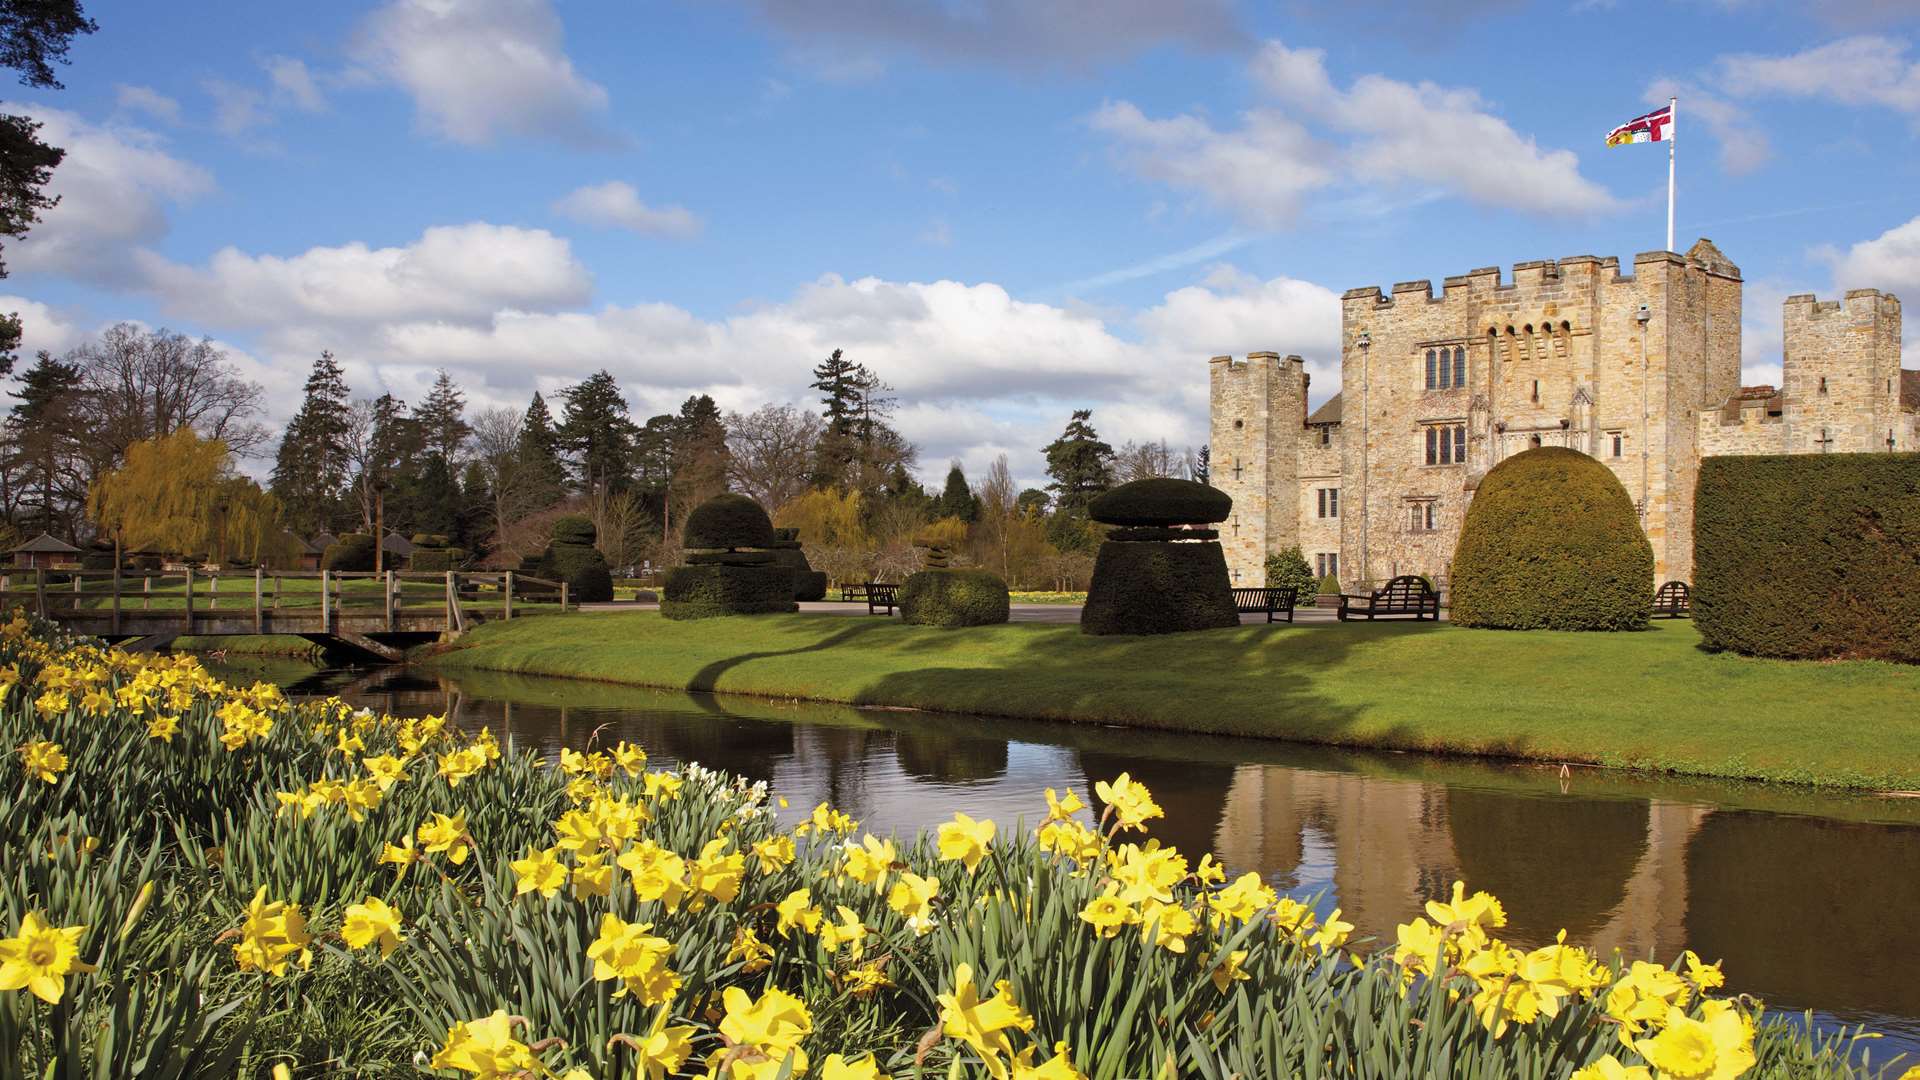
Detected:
left=429, top=611, right=1920, bottom=791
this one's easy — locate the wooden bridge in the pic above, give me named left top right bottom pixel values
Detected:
left=0, top=568, right=575, bottom=662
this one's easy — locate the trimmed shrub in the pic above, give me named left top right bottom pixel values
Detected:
left=1106, top=527, right=1219, bottom=542
left=899, top=568, right=1010, bottom=627
left=1080, top=540, right=1239, bottom=636
left=1089, top=478, right=1232, bottom=526
left=683, top=494, right=775, bottom=551
left=768, top=524, right=826, bottom=600
left=661, top=564, right=798, bottom=619
left=686, top=550, right=777, bottom=566
left=1450, top=447, right=1653, bottom=631
left=551, top=516, right=596, bottom=547
left=1694, top=452, right=1920, bottom=662
left=410, top=546, right=468, bottom=572
left=1263, top=545, right=1316, bottom=599
left=409, top=533, right=451, bottom=548
left=543, top=543, right=614, bottom=603
left=321, top=532, right=377, bottom=571
left=1315, top=573, right=1341, bottom=596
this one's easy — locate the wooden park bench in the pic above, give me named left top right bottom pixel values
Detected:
left=1337, top=575, right=1439, bottom=621
left=1231, top=586, right=1297, bottom=624
left=1652, top=580, right=1691, bottom=618
left=839, top=583, right=868, bottom=602
left=864, top=583, right=899, bottom=616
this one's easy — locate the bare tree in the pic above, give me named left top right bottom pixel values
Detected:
left=69, top=323, right=268, bottom=461
left=588, top=486, right=656, bottom=573
left=726, top=403, right=825, bottom=514
left=973, top=454, right=1017, bottom=577
left=340, top=398, right=380, bottom=533
left=471, top=405, right=558, bottom=560
left=1114, top=438, right=1180, bottom=483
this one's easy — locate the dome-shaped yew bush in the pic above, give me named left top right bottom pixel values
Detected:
left=1450, top=447, right=1653, bottom=631
left=1088, top=478, right=1231, bottom=527
left=683, top=493, right=775, bottom=551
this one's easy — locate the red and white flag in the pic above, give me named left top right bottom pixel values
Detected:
left=1607, top=104, right=1673, bottom=147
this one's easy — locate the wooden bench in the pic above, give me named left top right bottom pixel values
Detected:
left=1231, top=587, right=1297, bottom=624
left=1337, top=575, right=1439, bottom=621
left=1653, top=580, right=1691, bottom=619
left=864, top=583, right=899, bottom=615
left=839, top=584, right=868, bottom=602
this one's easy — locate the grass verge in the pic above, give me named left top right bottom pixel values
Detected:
left=430, top=611, right=1920, bottom=791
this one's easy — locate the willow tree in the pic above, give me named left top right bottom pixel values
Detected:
left=88, top=428, right=290, bottom=566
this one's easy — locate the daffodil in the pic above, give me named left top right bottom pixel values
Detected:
left=1093, top=773, right=1163, bottom=832
left=617, top=840, right=689, bottom=910
left=612, top=740, right=648, bottom=776
left=510, top=845, right=570, bottom=899
left=938, top=812, right=995, bottom=873
left=821, top=1053, right=888, bottom=1080
left=340, top=897, right=404, bottom=958
left=1079, top=891, right=1137, bottom=938
left=146, top=714, right=179, bottom=741
left=938, top=964, right=1034, bottom=1079
left=819, top=905, right=868, bottom=960
left=1010, top=1043, right=1087, bottom=1080
left=572, top=852, right=614, bottom=898
left=1570, top=1055, right=1652, bottom=1080
left=775, top=887, right=823, bottom=937
left=16, top=739, right=66, bottom=783
left=416, top=811, right=471, bottom=865
left=586, top=913, right=681, bottom=1005
left=1632, top=1001, right=1755, bottom=1080
left=617, top=1008, right=695, bottom=1080
left=0, top=911, right=94, bottom=1003
left=727, top=926, right=774, bottom=973
left=716, top=985, right=813, bottom=1076
left=751, top=834, right=796, bottom=873
left=232, top=887, right=312, bottom=977
left=429, top=1010, right=537, bottom=1078
left=690, top=837, right=745, bottom=905
left=379, top=837, right=421, bottom=879
left=1043, top=787, right=1085, bottom=822
left=887, top=871, right=940, bottom=933
left=1207, top=949, right=1250, bottom=993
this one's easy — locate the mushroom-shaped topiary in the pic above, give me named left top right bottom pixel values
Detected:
left=683, top=493, right=776, bottom=551
left=1450, top=447, right=1654, bottom=631
left=550, top=515, right=597, bottom=548
left=1089, top=478, right=1232, bottom=527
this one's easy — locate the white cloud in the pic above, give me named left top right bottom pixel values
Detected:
left=6, top=107, right=213, bottom=283
left=1821, top=214, right=1920, bottom=298
left=114, top=84, right=181, bottom=125
left=1093, top=39, right=1616, bottom=227
left=139, top=222, right=594, bottom=329
left=1137, top=265, right=1343, bottom=406
left=1644, top=79, right=1770, bottom=174
left=353, top=0, right=612, bottom=145
left=266, top=56, right=327, bottom=112
left=0, top=295, right=87, bottom=358
left=552, top=182, right=703, bottom=237
left=203, top=78, right=269, bottom=135
left=1718, top=35, right=1920, bottom=114
left=738, top=0, right=1246, bottom=72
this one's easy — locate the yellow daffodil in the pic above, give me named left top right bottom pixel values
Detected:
left=0, top=911, right=94, bottom=1004
left=819, top=905, right=868, bottom=960
left=1093, top=773, right=1163, bottom=832
left=1138, top=899, right=1197, bottom=953
left=340, top=897, right=404, bottom=958
left=797, top=801, right=856, bottom=836
left=775, top=888, right=823, bottom=938
left=821, top=1053, right=888, bottom=1080
left=232, top=887, right=312, bottom=977
left=510, top=845, right=570, bottom=899
left=1633, top=1001, right=1755, bottom=1080
left=937, top=812, right=995, bottom=873
left=586, top=913, right=681, bottom=1005
left=429, top=1010, right=537, bottom=1077
left=618, top=1008, right=695, bottom=1080
left=379, top=838, right=421, bottom=879
left=146, top=714, right=179, bottom=742
left=690, top=837, right=746, bottom=905
left=1425, top=880, right=1507, bottom=937
left=612, top=740, right=648, bottom=776
left=572, top=853, right=613, bottom=898
left=642, top=771, right=683, bottom=802
left=1681, top=950, right=1727, bottom=991
left=1079, top=891, right=1137, bottom=938
left=751, top=835, right=796, bottom=874
left=416, top=812, right=471, bottom=865
left=16, top=739, right=66, bottom=783
left=1207, top=872, right=1276, bottom=927
left=842, top=834, right=896, bottom=893
left=1207, top=949, right=1250, bottom=993
left=617, top=840, right=689, bottom=910
left=1010, top=1043, right=1087, bottom=1080
left=886, top=871, right=940, bottom=933
left=1043, top=787, right=1085, bottom=822
left=938, top=964, right=1034, bottom=1080
left=727, top=926, right=774, bottom=973
left=840, top=959, right=893, bottom=996
left=1308, top=907, right=1354, bottom=954
left=1571, top=1055, right=1653, bottom=1080
left=716, top=985, right=813, bottom=1076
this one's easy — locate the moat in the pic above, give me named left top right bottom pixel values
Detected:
left=221, top=657, right=1920, bottom=1056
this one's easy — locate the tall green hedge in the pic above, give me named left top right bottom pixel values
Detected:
left=1694, top=453, right=1919, bottom=662
left=1450, top=447, right=1652, bottom=631
left=1080, top=541, right=1239, bottom=636
left=661, top=564, right=797, bottom=619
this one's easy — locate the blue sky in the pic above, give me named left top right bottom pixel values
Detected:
left=6, top=0, right=1920, bottom=487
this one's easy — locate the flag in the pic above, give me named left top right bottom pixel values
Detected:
left=1607, top=104, right=1672, bottom=147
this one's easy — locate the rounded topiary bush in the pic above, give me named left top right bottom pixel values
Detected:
left=661, top=564, right=798, bottom=619
left=899, top=569, right=1010, bottom=628
left=410, top=546, right=468, bottom=572
left=684, top=494, right=775, bottom=551
left=1080, top=541, right=1238, bottom=635
left=543, top=543, right=613, bottom=603
left=1450, top=447, right=1653, bottom=631
left=1089, top=478, right=1232, bottom=527
left=550, top=516, right=597, bottom=548
left=322, top=532, right=377, bottom=571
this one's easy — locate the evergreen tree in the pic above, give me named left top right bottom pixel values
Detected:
left=669, top=394, right=729, bottom=517
left=936, top=462, right=978, bottom=522
left=1016, top=488, right=1049, bottom=516
left=558, top=370, right=638, bottom=495
left=1042, top=409, right=1115, bottom=517
left=810, top=348, right=861, bottom=435
left=366, top=394, right=421, bottom=543
left=406, top=370, right=472, bottom=545
left=3, top=349, right=83, bottom=536
left=517, top=390, right=567, bottom=498
left=413, top=369, right=473, bottom=464
left=1192, top=445, right=1210, bottom=485
left=269, top=351, right=352, bottom=536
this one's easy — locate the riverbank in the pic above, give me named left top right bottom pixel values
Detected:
left=169, top=633, right=328, bottom=659
left=429, top=611, right=1920, bottom=791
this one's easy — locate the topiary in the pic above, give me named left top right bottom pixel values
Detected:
left=1315, top=573, right=1341, bottom=596
left=661, top=564, right=797, bottom=619
left=410, top=546, right=468, bottom=572
left=767, top=526, right=827, bottom=600
left=1263, top=546, right=1316, bottom=600
left=1080, top=540, right=1239, bottom=635
left=899, top=569, right=1010, bottom=627
left=683, top=494, right=775, bottom=551
left=1450, top=447, right=1653, bottom=631
left=542, top=542, right=613, bottom=602
left=550, top=515, right=597, bottom=548
left=322, top=532, right=377, bottom=572
left=1089, top=478, right=1232, bottom=527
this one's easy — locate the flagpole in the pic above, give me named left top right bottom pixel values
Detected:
left=1666, top=96, right=1677, bottom=253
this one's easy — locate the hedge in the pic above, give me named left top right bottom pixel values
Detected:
left=899, top=568, right=1010, bottom=627
left=660, top=564, right=798, bottom=619
left=1080, top=540, right=1239, bottom=636
left=1694, top=452, right=1920, bottom=662
left=683, top=494, right=775, bottom=551
left=1450, top=447, right=1652, bottom=631
left=1089, top=478, right=1232, bottom=526
left=550, top=516, right=596, bottom=547
left=1264, top=546, right=1316, bottom=599
left=321, top=532, right=376, bottom=572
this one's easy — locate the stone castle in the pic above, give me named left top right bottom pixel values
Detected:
left=1209, top=239, right=1919, bottom=588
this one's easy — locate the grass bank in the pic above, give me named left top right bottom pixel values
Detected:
left=169, top=634, right=329, bottom=659
left=431, top=612, right=1920, bottom=791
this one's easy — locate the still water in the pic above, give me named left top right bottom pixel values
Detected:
left=222, top=658, right=1920, bottom=1052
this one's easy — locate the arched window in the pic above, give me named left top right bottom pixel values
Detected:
left=1425, top=349, right=1437, bottom=390
left=1452, top=346, right=1467, bottom=388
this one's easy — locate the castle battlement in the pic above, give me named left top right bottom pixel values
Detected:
left=1339, top=243, right=1738, bottom=310
left=1784, top=290, right=1901, bottom=318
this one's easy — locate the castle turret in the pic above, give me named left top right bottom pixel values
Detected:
left=1208, top=352, right=1307, bottom=585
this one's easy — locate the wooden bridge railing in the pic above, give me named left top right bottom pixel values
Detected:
left=0, top=568, right=573, bottom=636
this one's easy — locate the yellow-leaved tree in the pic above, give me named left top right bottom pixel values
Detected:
left=88, top=429, right=293, bottom=566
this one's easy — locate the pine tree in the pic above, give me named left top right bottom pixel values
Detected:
left=1192, top=445, right=1210, bottom=485
left=516, top=391, right=567, bottom=500
left=413, top=369, right=473, bottom=464
left=558, top=370, right=638, bottom=495
left=270, top=351, right=352, bottom=536
left=811, top=348, right=861, bottom=435
left=4, top=350, right=84, bottom=536
left=670, top=394, right=729, bottom=515
left=1043, top=409, right=1116, bottom=517
left=937, top=462, right=978, bottom=522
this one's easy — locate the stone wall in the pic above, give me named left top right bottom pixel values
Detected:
left=1208, top=352, right=1306, bottom=585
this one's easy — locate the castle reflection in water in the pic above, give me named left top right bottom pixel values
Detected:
left=307, top=667, right=1920, bottom=1042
